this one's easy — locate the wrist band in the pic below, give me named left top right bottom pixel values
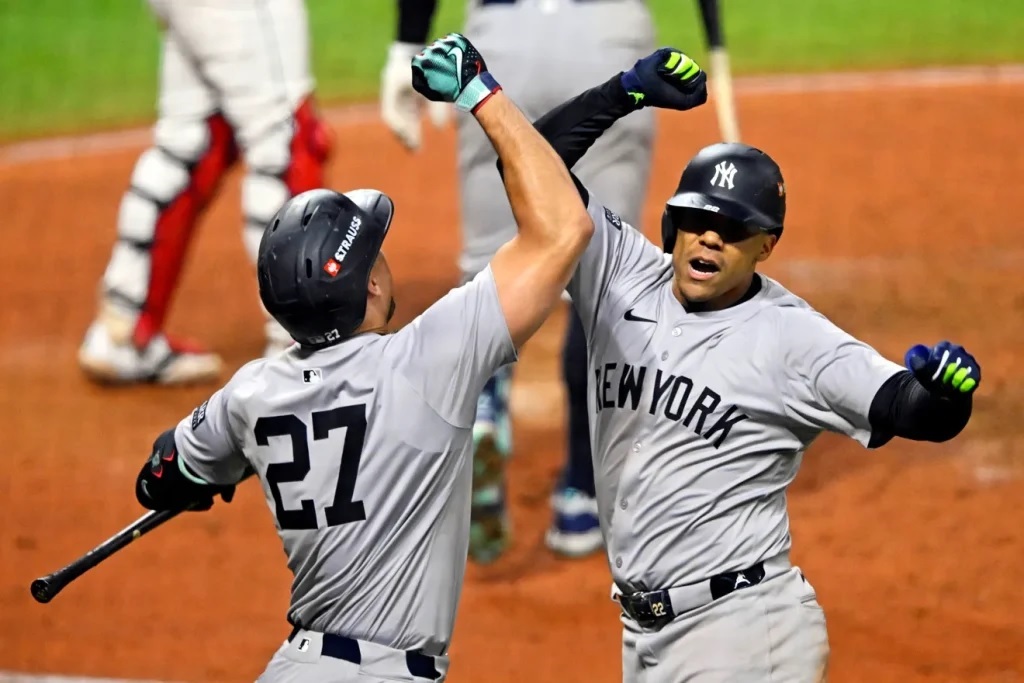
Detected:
left=456, top=72, right=502, bottom=113
left=619, top=70, right=645, bottom=109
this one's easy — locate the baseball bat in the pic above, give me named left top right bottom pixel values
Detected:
left=696, top=0, right=741, bottom=142
left=30, top=507, right=186, bottom=604
left=32, top=468, right=256, bottom=603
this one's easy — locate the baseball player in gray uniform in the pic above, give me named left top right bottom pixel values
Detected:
left=130, top=34, right=708, bottom=681
left=514, top=50, right=984, bottom=681
left=383, top=0, right=737, bottom=564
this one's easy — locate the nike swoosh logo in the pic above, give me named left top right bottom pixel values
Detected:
left=450, top=45, right=464, bottom=84
left=624, top=309, right=656, bottom=323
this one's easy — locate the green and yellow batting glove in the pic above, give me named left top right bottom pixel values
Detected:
left=905, top=341, right=981, bottom=397
left=411, top=33, right=502, bottom=114
left=619, top=47, right=708, bottom=111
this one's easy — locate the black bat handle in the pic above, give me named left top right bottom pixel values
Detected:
left=30, top=507, right=184, bottom=604
left=698, top=0, right=724, bottom=49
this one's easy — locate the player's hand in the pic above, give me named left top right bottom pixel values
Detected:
left=135, top=429, right=237, bottom=512
left=905, top=341, right=981, bottom=398
left=182, top=485, right=236, bottom=512
left=381, top=41, right=452, bottom=151
left=412, top=33, right=502, bottom=113
left=620, top=48, right=708, bottom=111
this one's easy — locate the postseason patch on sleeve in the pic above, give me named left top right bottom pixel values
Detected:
left=191, top=399, right=209, bottom=430
left=604, top=207, right=622, bottom=230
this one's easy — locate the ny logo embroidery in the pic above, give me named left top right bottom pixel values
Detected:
left=711, top=161, right=738, bottom=189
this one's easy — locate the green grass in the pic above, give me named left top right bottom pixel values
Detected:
left=1, top=0, right=1022, bottom=140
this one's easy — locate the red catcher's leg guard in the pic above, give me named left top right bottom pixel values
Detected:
left=284, top=96, right=333, bottom=195
left=133, top=113, right=239, bottom=349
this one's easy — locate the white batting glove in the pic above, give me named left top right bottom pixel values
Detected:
left=381, top=42, right=452, bottom=151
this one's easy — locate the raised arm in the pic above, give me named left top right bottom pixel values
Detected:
left=412, top=34, right=593, bottom=349
left=498, top=49, right=708, bottom=183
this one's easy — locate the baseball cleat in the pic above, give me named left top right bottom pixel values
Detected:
left=545, top=487, right=604, bottom=559
left=469, top=366, right=512, bottom=564
left=78, top=309, right=222, bottom=386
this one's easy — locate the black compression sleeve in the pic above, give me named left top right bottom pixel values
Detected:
left=531, top=74, right=637, bottom=169
left=396, top=0, right=438, bottom=44
left=867, top=370, right=973, bottom=448
left=495, top=73, right=636, bottom=203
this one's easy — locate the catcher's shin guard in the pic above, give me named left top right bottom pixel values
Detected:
left=239, top=95, right=333, bottom=356
left=80, top=112, right=237, bottom=385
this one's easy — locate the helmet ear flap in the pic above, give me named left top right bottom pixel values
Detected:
left=661, top=208, right=677, bottom=254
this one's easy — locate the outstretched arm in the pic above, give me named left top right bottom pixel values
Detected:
left=867, top=342, right=979, bottom=447
left=781, top=312, right=980, bottom=449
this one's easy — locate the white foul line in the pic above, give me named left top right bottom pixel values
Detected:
left=1, top=64, right=1022, bottom=167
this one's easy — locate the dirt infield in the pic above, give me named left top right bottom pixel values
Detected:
left=1, top=80, right=1022, bottom=682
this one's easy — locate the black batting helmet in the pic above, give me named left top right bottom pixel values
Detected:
left=661, top=142, right=786, bottom=253
left=257, top=188, right=394, bottom=348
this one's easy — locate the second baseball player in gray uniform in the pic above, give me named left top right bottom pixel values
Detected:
left=130, top=35, right=708, bottom=681
left=517, top=50, right=983, bottom=681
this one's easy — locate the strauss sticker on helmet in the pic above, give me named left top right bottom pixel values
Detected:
left=322, top=215, right=363, bottom=277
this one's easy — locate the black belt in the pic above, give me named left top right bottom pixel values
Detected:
left=287, top=625, right=441, bottom=680
left=617, top=561, right=768, bottom=630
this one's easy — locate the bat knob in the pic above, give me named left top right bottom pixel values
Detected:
left=31, top=577, right=54, bottom=604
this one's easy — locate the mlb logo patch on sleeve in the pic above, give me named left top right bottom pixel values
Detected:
left=191, top=400, right=209, bottom=430
left=303, top=368, right=323, bottom=384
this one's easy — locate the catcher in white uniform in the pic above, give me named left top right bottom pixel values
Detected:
left=79, top=0, right=332, bottom=385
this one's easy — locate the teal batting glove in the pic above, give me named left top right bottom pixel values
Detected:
left=412, top=33, right=502, bottom=113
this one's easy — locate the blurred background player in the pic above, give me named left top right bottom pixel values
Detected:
left=78, top=0, right=332, bottom=385
left=381, top=0, right=737, bottom=563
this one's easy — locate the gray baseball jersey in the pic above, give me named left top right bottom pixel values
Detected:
left=174, top=266, right=516, bottom=657
left=568, top=195, right=904, bottom=591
